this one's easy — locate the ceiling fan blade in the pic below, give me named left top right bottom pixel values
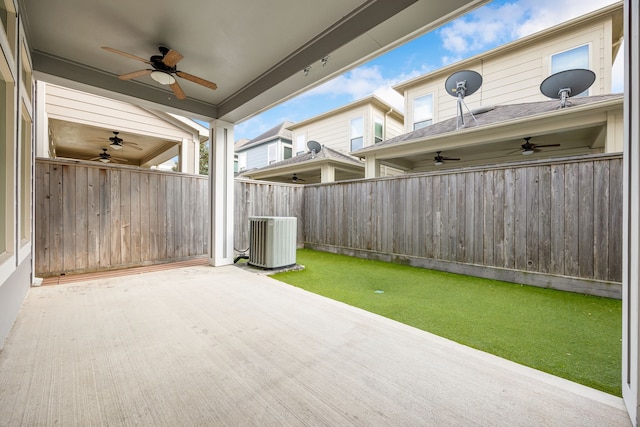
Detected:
left=110, top=156, right=128, bottom=162
left=89, top=156, right=101, bottom=161
left=162, top=49, right=183, bottom=67
left=443, top=157, right=460, bottom=161
left=118, top=69, right=152, bottom=80
left=102, top=47, right=151, bottom=64
left=126, top=144, right=144, bottom=151
left=170, top=81, right=187, bottom=100
left=176, top=71, right=217, bottom=90
left=534, top=144, right=561, bottom=148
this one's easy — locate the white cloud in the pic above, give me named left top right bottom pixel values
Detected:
left=439, top=0, right=619, bottom=57
left=300, top=65, right=421, bottom=113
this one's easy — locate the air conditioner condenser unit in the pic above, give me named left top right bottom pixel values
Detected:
left=248, top=216, right=297, bottom=269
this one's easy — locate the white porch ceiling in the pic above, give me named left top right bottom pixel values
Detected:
left=19, top=0, right=487, bottom=123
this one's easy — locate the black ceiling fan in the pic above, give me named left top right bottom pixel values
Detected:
left=107, top=131, right=142, bottom=151
left=102, top=45, right=217, bottom=100
left=291, top=173, right=305, bottom=183
left=89, top=148, right=128, bottom=164
left=519, top=137, right=560, bottom=155
left=434, top=151, right=460, bottom=165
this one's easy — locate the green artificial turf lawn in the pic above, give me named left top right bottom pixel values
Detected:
left=272, top=249, right=622, bottom=396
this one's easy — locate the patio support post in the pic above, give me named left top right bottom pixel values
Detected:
left=321, top=164, right=335, bottom=183
left=622, top=0, right=640, bottom=424
left=179, top=138, right=188, bottom=173
left=35, top=81, right=48, bottom=158
left=208, top=119, right=234, bottom=266
left=365, top=155, right=381, bottom=179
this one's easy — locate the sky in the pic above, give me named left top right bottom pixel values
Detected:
left=232, top=0, right=623, bottom=142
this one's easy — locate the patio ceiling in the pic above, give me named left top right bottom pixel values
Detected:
left=378, top=126, right=607, bottom=172
left=19, top=0, right=488, bottom=123
left=49, top=119, right=181, bottom=167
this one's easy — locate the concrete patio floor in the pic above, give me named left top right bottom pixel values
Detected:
left=0, top=263, right=631, bottom=426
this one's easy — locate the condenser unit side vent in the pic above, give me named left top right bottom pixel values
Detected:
left=248, top=216, right=297, bottom=269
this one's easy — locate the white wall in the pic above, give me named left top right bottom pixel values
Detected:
left=0, top=1, right=36, bottom=347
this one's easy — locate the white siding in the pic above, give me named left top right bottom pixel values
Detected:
left=46, top=84, right=193, bottom=141
left=292, top=103, right=403, bottom=154
left=402, top=13, right=616, bottom=130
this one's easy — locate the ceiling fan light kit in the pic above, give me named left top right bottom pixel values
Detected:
left=150, top=70, right=176, bottom=85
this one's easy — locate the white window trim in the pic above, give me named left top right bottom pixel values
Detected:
left=0, top=9, right=16, bottom=283
left=295, top=133, right=306, bottom=155
left=374, top=115, right=384, bottom=143
left=550, top=43, right=591, bottom=72
left=350, top=116, right=364, bottom=151
left=238, top=152, right=247, bottom=171
left=413, top=93, right=434, bottom=130
left=267, top=142, right=277, bottom=164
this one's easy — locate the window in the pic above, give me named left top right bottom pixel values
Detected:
left=413, top=94, right=433, bottom=130
left=551, top=44, right=590, bottom=96
left=268, top=143, right=277, bottom=164
left=374, top=117, right=383, bottom=143
left=296, top=134, right=306, bottom=155
left=234, top=155, right=238, bottom=173
left=20, top=44, right=32, bottom=102
left=350, top=116, right=364, bottom=151
left=238, top=152, right=247, bottom=171
left=283, top=146, right=292, bottom=160
left=0, top=78, right=7, bottom=255
left=19, top=102, right=31, bottom=243
left=0, top=55, right=15, bottom=259
left=0, top=1, right=16, bottom=57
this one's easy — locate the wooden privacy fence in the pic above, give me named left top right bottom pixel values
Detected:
left=304, top=154, right=623, bottom=297
left=35, top=154, right=623, bottom=297
left=35, top=159, right=208, bottom=277
left=234, top=179, right=305, bottom=251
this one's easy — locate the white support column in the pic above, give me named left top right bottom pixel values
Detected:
left=35, top=81, right=48, bottom=158
left=321, top=164, right=335, bottom=183
left=623, top=0, right=640, bottom=424
left=208, top=119, right=234, bottom=266
left=364, top=155, right=381, bottom=179
left=179, top=138, right=188, bottom=173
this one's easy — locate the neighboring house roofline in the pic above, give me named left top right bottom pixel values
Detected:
left=287, top=94, right=403, bottom=130
left=353, top=95, right=623, bottom=158
left=234, top=138, right=251, bottom=150
left=393, top=1, right=624, bottom=94
left=236, top=120, right=294, bottom=152
left=240, top=145, right=363, bottom=179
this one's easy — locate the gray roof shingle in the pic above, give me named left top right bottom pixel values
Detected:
left=355, top=94, right=623, bottom=152
left=236, top=121, right=294, bottom=151
left=248, top=145, right=363, bottom=172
